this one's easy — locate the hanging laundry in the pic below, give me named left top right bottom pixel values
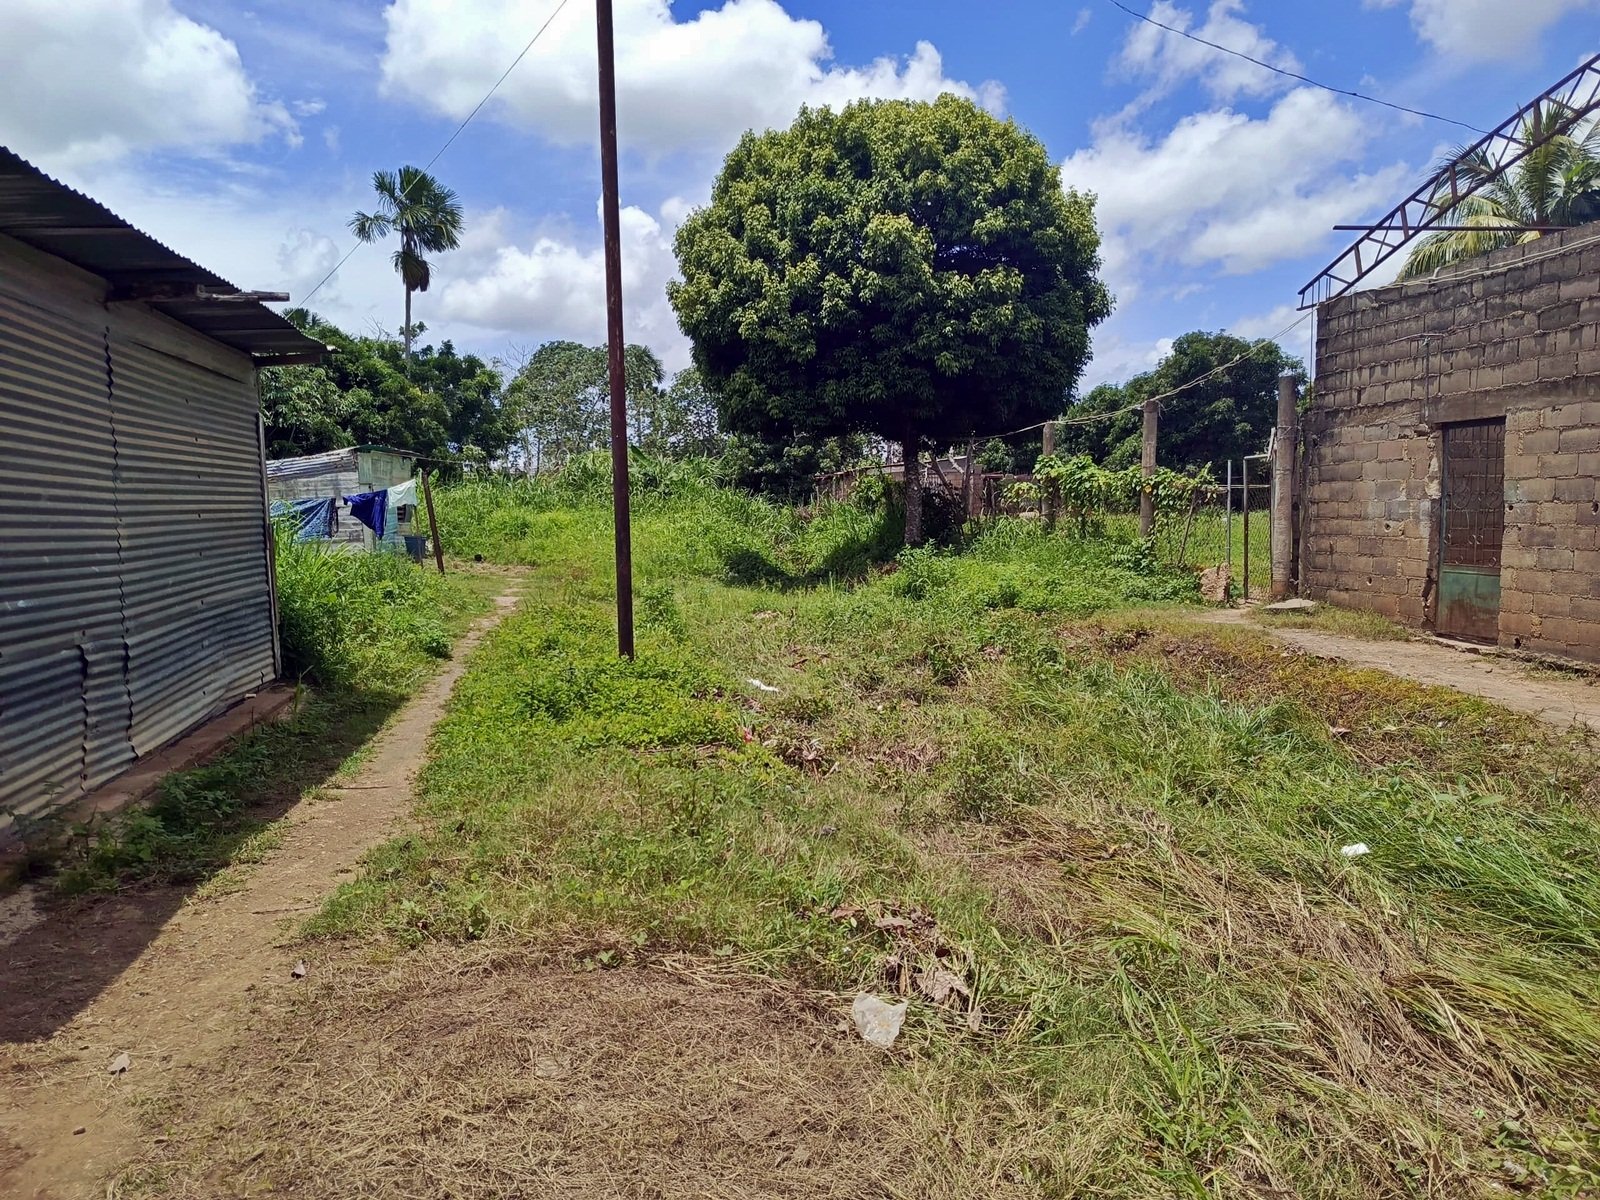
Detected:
left=270, top=496, right=337, bottom=541
left=344, top=489, right=389, bottom=539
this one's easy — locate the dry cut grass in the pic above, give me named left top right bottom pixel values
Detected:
left=116, top=945, right=1031, bottom=1200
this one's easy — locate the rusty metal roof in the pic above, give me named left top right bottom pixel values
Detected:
left=0, top=146, right=326, bottom=364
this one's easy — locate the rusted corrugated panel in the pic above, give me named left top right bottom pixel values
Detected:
left=266, top=447, right=359, bottom=485
left=112, top=337, right=276, bottom=755
left=0, top=289, right=133, bottom=823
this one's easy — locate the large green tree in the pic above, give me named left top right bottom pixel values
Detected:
left=1061, top=331, right=1302, bottom=472
left=350, top=166, right=465, bottom=358
left=633, top=367, right=726, bottom=458
left=669, top=94, right=1111, bottom=543
left=503, top=341, right=666, bottom=473
left=1400, top=103, right=1600, bottom=279
left=260, top=311, right=509, bottom=463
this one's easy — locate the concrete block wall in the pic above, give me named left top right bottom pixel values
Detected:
left=1303, top=223, right=1600, bottom=663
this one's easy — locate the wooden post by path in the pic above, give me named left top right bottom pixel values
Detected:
left=420, top=469, right=446, bottom=576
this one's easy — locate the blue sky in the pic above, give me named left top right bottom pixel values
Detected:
left=3, top=0, right=1597, bottom=390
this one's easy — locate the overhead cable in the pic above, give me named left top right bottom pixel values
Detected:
left=1101, top=0, right=1489, bottom=135
left=298, top=0, right=575, bottom=309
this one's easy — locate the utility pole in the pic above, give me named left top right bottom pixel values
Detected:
left=595, top=0, right=634, bottom=658
left=1138, top=398, right=1158, bottom=539
left=1269, top=371, right=1300, bottom=601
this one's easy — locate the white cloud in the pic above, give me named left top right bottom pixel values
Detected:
left=440, top=199, right=691, bottom=369
left=1081, top=330, right=1174, bottom=390
left=379, top=0, right=1003, bottom=154
left=1226, top=302, right=1301, bottom=342
left=1367, top=0, right=1600, bottom=62
left=1117, top=0, right=1300, bottom=105
left=1062, top=88, right=1412, bottom=278
left=0, top=0, right=295, bottom=169
left=1072, top=8, right=1093, bottom=35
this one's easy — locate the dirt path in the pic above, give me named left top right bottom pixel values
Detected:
left=1202, top=610, right=1600, bottom=733
left=0, top=589, right=522, bottom=1200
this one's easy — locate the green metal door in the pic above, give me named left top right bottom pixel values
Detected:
left=1437, top=419, right=1505, bottom=642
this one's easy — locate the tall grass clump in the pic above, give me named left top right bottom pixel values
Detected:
left=273, top=527, right=476, bottom=691
left=436, top=451, right=904, bottom=586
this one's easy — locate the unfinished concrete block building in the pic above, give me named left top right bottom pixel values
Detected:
left=1302, top=223, right=1600, bottom=663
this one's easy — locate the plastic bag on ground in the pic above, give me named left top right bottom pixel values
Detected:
left=851, top=993, right=908, bottom=1049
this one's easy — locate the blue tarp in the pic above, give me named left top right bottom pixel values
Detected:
left=270, top=496, right=337, bottom=541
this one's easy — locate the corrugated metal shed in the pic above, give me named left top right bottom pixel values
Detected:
left=0, top=148, right=303, bottom=836
left=0, top=147, right=325, bottom=365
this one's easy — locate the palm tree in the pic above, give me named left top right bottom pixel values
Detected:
left=350, top=166, right=464, bottom=358
left=1399, top=103, right=1600, bottom=280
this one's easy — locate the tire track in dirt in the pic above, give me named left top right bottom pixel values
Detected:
left=0, top=588, right=523, bottom=1200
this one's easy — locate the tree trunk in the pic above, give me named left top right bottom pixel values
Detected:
left=403, top=286, right=413, bottom=360
left=902, top=414, right=923, bottom=547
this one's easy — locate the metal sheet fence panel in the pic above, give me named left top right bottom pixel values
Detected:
left=112, top=337, right=275, bottom=756
left=0, top=290, right=132, bottom=823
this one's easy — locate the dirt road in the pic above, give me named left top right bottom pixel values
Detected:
left=0, top=589, right=522, bottom=1200
left=1205, top=610, right=1600, bottom=734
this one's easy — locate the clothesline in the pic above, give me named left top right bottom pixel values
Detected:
left=270, top=484, right=417, bottom=542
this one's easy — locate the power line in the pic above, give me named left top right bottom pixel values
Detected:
left=1102, top=0, right=1489, bottom=135
left=970, top=309, right=1315, bottom=447
left=298, top=0, right=574, bottom=309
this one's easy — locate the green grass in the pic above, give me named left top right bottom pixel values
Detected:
left=1254, top=600, right=1414, bottom=641
left=274, top=528, right=494, bottom=689
left=1105, top=505, right=1272, bottom=593
left=44, top=537, right=493, bottom=894
left=306, top=470, right=1600, bottom=1197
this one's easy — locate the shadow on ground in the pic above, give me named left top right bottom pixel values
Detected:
left=0, top=691, right=402, bottom=1044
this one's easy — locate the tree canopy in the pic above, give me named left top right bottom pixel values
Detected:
left=260, top=311, right=510, bottom=463
left=669, top=94, right=1111, bottom=540
left=1061, top=331, right=1302, bottom=471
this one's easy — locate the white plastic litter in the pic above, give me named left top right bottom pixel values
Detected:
left=1340, top=843, right=1371, bottom=858
left=746, top=678, right=780, bottom=693
left=850, top=993, right=908, bottom=1049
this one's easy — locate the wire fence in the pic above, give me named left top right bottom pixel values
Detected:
left=1102, top=501, right=1271, bottom=593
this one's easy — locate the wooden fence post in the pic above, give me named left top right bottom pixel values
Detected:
left=1138, top=399, right=1158, bottom=539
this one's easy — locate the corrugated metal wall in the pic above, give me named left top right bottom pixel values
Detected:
left=113, top=337, right=276, bottom=755
left=0, top=290, right=132, bottom=817
left=0, top=284, right=277, bottom=831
